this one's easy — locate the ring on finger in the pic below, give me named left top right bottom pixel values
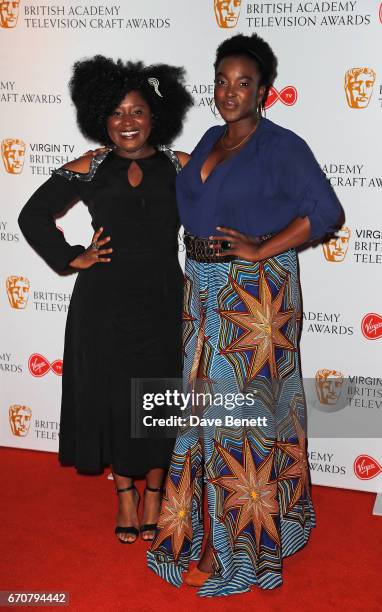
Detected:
left=220, top=240, right=231, bottom=251
left=91, top=241, right=100, bottom=250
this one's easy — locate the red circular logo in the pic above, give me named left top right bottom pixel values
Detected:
left=353, top=455, right=382, bottom=480
left=265, top=85, right=298, bottom=109
left=361, top=313, right=382, bottom=340
left=28, top=353, right=63, bottom=377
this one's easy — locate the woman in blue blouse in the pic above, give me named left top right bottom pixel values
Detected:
left=148, top=33, right=342, bottom=596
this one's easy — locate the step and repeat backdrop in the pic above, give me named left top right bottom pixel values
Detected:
left=1, top=0, right=381, bottom=492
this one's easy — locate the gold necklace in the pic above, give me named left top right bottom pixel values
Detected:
left=220, top=122, right=258, bottom=151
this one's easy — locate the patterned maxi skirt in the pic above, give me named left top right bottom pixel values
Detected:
left=147, top=250, right=316, bottom=597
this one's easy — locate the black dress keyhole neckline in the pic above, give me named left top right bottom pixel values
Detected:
left=127, top=160, right=144, bottom=188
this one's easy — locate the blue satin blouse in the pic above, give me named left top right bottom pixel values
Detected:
left=176, top=118, right=342, bottom=241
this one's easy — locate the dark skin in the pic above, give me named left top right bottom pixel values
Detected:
left=205, top=55, right=311, bottom=263
left=65, top=91, right=189, bottom=542
left=196, top=55, right=310, bottom=575
left=69, top=91, right=190, bottom=272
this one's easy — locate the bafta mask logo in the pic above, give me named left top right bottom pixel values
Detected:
left=315, top=369, right=344, bottom=405
left=0, top=0, right=20, bottom=28
left=1, top=138, right=26, bottom=174
left=344, top=68, right=376, bottom=109
left=214, top=0, right=241, bottom=28
left=9, top=405, right=32, bottom=437
left=6, top=275, right=30, bottom=309
left=322, top=227, right=351, bottom=262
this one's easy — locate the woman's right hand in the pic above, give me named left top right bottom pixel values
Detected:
left=69, top=227, right=112, bottom=269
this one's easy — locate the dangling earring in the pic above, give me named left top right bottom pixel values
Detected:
left=257, top=102, right=264, bottom=120
left=258, top=88, right=266, bottom=119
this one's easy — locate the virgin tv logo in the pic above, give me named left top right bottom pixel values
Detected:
left=361, top=313, right=382, bottom=340
left=265, top=86, right=298, bottom=109
left=28, top=353, right=62, bottom=377
left=353, top=455, right=381, bottom=480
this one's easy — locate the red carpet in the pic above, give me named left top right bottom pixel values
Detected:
left=0, top=447, right=381, bottom=611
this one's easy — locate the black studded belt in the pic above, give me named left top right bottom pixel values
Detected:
left=184, top=232, right=274, bottom=263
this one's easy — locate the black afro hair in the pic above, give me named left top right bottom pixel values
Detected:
left=214, top=33, right=278, bottom=109
left=69, top=55, right=193, bottom=146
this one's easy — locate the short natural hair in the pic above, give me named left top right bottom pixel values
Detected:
left=214, top=33, right=278, bottom=109
left=69, top=55, right=193, bottom=146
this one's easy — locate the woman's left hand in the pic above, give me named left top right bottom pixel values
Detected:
left=209, top=226, right=263, bottom=262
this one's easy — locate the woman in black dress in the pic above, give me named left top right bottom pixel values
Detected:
left=18, top=56, right=192, bottom=543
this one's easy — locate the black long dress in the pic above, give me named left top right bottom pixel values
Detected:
left=18, top=148, right=183, bottom=476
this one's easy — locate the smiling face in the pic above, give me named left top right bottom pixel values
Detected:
left=214, top=55, right=265, bottom=124
left=106, top=90, right=153, bottom=157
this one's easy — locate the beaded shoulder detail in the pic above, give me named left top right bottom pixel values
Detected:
left=53, top=150, right=111, bottom=182
left=157, top=145, right=182, bottom=174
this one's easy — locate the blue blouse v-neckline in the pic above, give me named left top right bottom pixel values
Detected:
left=198, top=124, right=225, bottom=185
left=198, top=121, right=264, bottom=186
left=176, top=117, right=342, bottom=242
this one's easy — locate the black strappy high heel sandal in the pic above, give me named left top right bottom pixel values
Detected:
left=115, top=484, right=140, bottom=544
left=139, top=485, right=163, bottom=541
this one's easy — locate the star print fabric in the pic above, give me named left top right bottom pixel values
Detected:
left=147, top=252, right=315, bottom=596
